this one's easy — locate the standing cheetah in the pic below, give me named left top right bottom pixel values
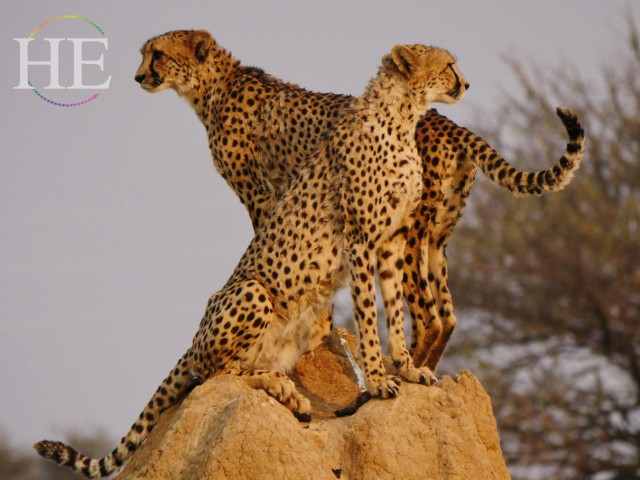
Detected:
left=404, top=107, right=585, bottom=369
left=34, top=43, right=468, bottom=478
left=135, top=30, right=584, bottom=374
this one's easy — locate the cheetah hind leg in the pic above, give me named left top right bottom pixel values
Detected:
left=210, top=280, right=312, bottom=421
left=406, top=237, right=444, bottom=369
left=424, top=246, right=457, bottom=373
left=378, top=234, right=436, bottom=385
left=230, top=368, right=312, bottom=422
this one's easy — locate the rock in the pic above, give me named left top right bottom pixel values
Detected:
left=116, top=329, right=510, bottom=480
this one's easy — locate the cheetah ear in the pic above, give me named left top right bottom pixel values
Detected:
left=390, top=45, right=416, bottom=78
left=190, top=30, right=214, bottom=62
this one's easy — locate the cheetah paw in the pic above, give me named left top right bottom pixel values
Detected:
left=395, top=362, right=437, bottom=385
left=366, top=375, right=401, bottom=399
left=284, top=391, right=312, bottom=422
left=293, top=410, right=312, bottom=422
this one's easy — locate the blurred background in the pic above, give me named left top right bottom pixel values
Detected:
left=1, top=2, right=638, bottom=478
left=439, top=20, right=640, bottom=478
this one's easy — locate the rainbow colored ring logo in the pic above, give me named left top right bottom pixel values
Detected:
left=26, top=15, right=106, bottom=107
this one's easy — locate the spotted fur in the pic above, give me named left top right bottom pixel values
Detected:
left=34, top=42, right=468, bottom=478
left=404, top=107, right=585, bottom=369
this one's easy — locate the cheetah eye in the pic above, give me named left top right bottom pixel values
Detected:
left=152, top=50, right=164, bottom=61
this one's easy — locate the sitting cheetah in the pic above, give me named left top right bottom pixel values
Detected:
left=34, top=43, right=468, bottom=478
left=135, top=30, right=584, bottom=376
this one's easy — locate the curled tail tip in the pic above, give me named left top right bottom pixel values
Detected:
left=556, top=106, right=577, bottom=120
left=34, top=439, right=102, bottom=478
left=556, top=106, right=584, bottom=137
left=33, top=439, right=64, bottom=459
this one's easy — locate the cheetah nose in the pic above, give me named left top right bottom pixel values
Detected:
left=464, top=83, right=470, bottom=91
left=134, top=74, right=146, bottom=84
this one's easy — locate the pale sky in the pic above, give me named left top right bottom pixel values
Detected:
left=1, top=0, right=637, bottom=451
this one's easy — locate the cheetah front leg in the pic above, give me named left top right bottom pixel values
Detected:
left=378, top=232, right=436, bottom=385
left=226, top=368, right=312, bottom=421
left=348, top=243, right=400, bottom=399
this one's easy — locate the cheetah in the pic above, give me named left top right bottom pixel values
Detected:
left=135, top=30, right=353, bottom=356
left=34, top=43, right=468, bottom=477
left=404, top=107, right=585, bottom=370
left=134, top=29, right=584, bottom=376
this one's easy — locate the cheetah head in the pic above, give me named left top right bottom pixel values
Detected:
left=385, top=44, right=469, bottom=108
left=135, top=30, right=218, bottom=96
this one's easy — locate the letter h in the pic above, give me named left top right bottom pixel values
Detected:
left=14, top=38, right=64, bottom=89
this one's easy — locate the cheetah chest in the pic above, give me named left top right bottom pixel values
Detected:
left=381, top=151, right=424, bottom=236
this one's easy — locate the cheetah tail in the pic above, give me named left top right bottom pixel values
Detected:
left=33, top=349, right=196, bottom=478
left=475, top=107, right=585, bottom=196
